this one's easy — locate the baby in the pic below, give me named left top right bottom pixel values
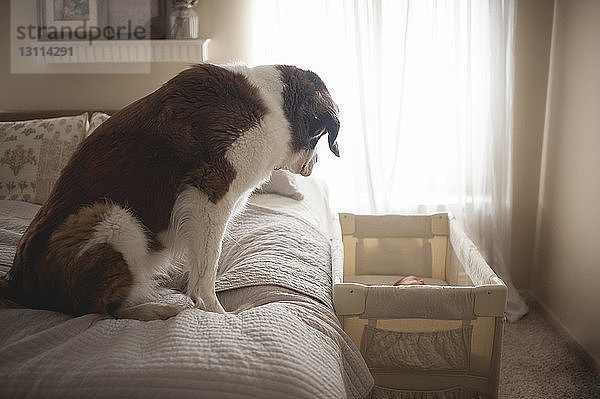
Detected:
left=394, top=276, right=425, bottom=286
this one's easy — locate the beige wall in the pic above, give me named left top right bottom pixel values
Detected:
left=511, top=0, right=555, bottom=289
left=0, top=0, right=252, bottom=110
left=533, top=0, right=600, bottom=368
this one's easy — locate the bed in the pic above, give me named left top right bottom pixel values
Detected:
left=0, top=111, right=374, bottom=398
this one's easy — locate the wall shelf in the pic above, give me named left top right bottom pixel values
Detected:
left=37, top=39, right=211, bottom=64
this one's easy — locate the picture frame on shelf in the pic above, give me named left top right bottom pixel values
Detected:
left=36, top=0, right=167, bottom=41
left=37, top=0, right=98, bottom=40
left=50, top=0, right=97, bottom=24
left=104, top=0, right=152, bottom=40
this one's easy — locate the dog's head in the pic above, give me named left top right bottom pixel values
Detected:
left=276, top=65, right=340, bottom=176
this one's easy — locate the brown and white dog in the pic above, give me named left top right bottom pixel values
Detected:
left=3, top=64, right=340, bottom=320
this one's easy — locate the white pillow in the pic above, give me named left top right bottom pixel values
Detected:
left=257, top=170, right=304, bottom=200
left=0, top=113, right=88, bottom=204
left=88, top=112, right=111, bottom=135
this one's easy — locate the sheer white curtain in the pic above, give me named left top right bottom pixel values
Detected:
left=250, top=0, right=527, bottom=322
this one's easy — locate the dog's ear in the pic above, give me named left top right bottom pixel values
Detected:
left=313, top=112, right=340, bottom=157
left=325, top=112, right=340, bottom=157
left=310, top=95, right=340, bottom=157
left=308, top=112, right=339, bottom=157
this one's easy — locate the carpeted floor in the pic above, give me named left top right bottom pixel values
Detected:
left=499, top=301, right=600, bottom=398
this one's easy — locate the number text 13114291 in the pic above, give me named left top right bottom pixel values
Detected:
left=18, top=47, right=73, bottom=57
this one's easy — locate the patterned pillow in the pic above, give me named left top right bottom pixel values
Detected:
left=0, top=113, right=88, bottom=204
left=88, top=112, right=111, bottom=136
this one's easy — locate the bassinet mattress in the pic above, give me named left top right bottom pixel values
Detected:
left=0, top=178, right=373, bottom=399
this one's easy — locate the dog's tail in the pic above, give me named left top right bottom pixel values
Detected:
left=0, top=276, right=24, bottom=309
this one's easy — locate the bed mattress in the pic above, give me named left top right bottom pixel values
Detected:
left=0, top=178, right=373, bottom=398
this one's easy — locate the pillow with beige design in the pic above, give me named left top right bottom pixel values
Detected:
left=0, top=113, right=88, bottom=204
left=88, top=112, right=111, bottom=136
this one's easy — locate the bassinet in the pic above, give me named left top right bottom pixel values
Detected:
left=331, top=213, right=507, bottom=399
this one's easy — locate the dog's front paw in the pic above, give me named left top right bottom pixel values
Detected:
left=190, top=294, right=226, bottom=314
left=187, top=274, right=226, bottom=314
left=190, top=296, right=206, bottom=310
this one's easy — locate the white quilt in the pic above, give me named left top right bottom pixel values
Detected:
left=0, top=180, right=373, bottom=399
